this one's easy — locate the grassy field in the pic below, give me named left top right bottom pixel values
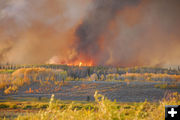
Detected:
left=0, top=91, right=178, bottom=120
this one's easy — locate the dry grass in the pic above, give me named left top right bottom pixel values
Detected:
left=120, top=73, right=180, bottom=82
left=15, top=92, right=180, bottom=120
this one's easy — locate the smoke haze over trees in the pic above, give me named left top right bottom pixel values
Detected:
left=0, top=0, right=180, bottom=67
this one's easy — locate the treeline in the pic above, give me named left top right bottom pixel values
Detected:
left=0, top=64, right=68, bottom=70
left=1, top=64, right=180, bottom=79
left=67, top=66, right=180, bottom=79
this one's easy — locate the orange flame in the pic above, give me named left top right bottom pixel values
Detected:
left=66, top=60, right=93, bottom=67
left=79, top=62, right=82, bottom=67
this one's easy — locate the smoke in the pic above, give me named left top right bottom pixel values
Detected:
left=75, top=0, right=180, bottom=66
left=0, top=0, right=90, bottom=64
left=75, top=0, right=140, bottom=63
left=107, top=0, right=180, bottom=66
left=0, top=0, right=180, bottom=66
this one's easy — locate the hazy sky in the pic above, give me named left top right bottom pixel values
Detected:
left=0, top=0, right=180, bottom=66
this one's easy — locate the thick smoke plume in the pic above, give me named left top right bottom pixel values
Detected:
left=75, top=0, right=180, bottom=66
left=75, top=0, right=140, bottom=64
left=0, top=0, right=180, bottom=66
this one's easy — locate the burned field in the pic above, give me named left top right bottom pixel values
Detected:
left=2, top=81, right=180, bottom=102
left=1, top=64, right=180, bottom=102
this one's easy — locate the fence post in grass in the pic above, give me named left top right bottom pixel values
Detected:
left=38, top=96, right=42, bottom=101
left=87, top=96, right=90, bottom=101
left=62, top=77, right=64, bottom=83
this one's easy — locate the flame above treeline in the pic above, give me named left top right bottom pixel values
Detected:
left=67, top=61, right=93, bottom=67
left=48, top=55, right=94, bottom=66
left=0, top=0, right=180, bottom=67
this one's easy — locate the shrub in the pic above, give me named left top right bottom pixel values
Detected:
left=23, top=105, right=33, bottom=109
left=154, top=84, right=179, bottom=89
left=0, top=68, right=68, bottom=94
left=0, top=104, right=9, bottom=109
left=11, top=104, right=18, bottom=109
left=39, top=104, right=49, bottom=109
left=4, top=86, right=18, bottom=95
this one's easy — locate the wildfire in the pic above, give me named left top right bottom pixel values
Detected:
left=66, top=61, right=93, bottom=67
left=79, top=62, right=82, bottom=67
left=48, top=56, right=94, bottom=67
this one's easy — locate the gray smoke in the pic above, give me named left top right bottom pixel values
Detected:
left=0, top=0, right=90, bottom=64
left=75, top=0, right=140, bottom=62
left=75, top=0, right=180, bottom=66
left=0, top=0, right=180, bottom=67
